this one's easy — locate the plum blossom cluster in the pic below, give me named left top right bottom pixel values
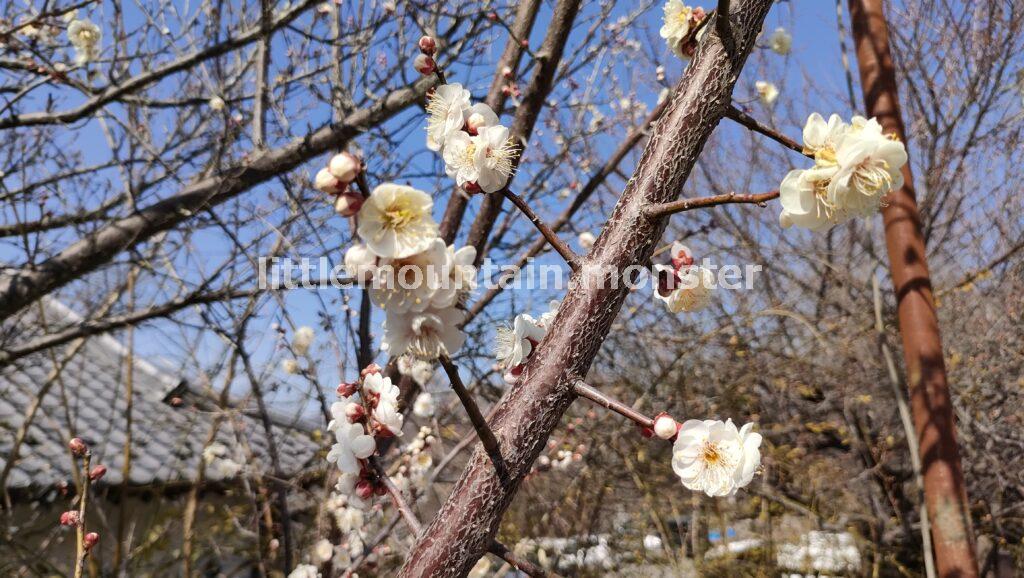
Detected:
left=389, top=426, right=437, bottom=495
left=325, top=366, right=404, bottom=504
left=649, top=414, right=763, bottom=496
left=493, top=301, right=558, bottom=384
left=659, top=0, right=707, bottom=59
left=422, top=67, right=519, bottom=192
left=341, top=181, right=475, bottom=359
left=280, top=326, right=316, bottom=375
left=653, top=242, right=714, bottom=313
left=779, top=113, right=908, bottom=230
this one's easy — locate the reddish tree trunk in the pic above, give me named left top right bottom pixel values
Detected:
left=848, top=1, right=979, bottom=576
left=398, top=2, right=775, bottom=575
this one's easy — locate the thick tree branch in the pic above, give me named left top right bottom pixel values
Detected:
left=398, top=2, right=774, bottom=575
left=0, top=77, right=435, bottom=322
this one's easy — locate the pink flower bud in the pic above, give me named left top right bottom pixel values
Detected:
left=502, top=66, right=513, bottom=79
left=487, top=12, right=499, bottom=21
left=355, top=479, right=375, bottom=500
left=360, top=363, right=383, bottom=379
left=60, top=510, right=81, bottom=526
left=84, top=532, right=100, bottom=550
left=413, top=54, right=436, bottom=75
left=68, top=438, right=87, bottom=456
left=653, top=413, right=677, bottom=440
left=337, top=382, right=359, bottom=397
left=672, top=246, right=695, bottom=269
left=328, top=152, right=361, bottom=183
left=88, top=465, right=107, bottom=481
left=418, top=35, right=436, bottom=55
left=333, top=192, right=364, bottom=217
left=345, top=402, right=366, bottom=423
left=501, top=85, right=512, bottom=96
left=520, top=39, right=529, bottom=48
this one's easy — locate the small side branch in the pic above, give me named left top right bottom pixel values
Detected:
left=439, top=356, right=510, bottom=482
left=503, top=190, right=580, bottom=271
left=725, top=105, right=811, bottom=158
left=644, top=190, right=779, bottom=219
left=573, top=381, right=654, bottom=429
left=489, top=540, right=562, bottom=578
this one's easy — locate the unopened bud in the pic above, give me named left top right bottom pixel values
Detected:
left=418, top=35, right=436, bottom=55
left=360, top=363, right=383, bottom=378
left=68, top=438, right=87, bottom=456
left=88, top=465, right=107, bottom=481
left=60, top=510, right=81, bottom=526
left=170, top=396, right=184, bottom=407
left=334, top=192, right=364, bottom=217
left=465, top=113, right=487, bottom=136
left=413, top=53, right=436, bottom=75
left=345, top=402, right=366, bottom=423
left=501, top=85, right=512, bottom=96
left=520, top=39, right=529, bottom=48
left=355, top=479, right=375, bottom=500
left=315, top=167, right=346, bottom=194
left=328, top=152, right=361, bottom=183
left=487, top=12, right=499, bottom=21
left=84, top=532, right=100, bottom=550
left=337, top=382, right=359, bottom=397
left=502, top=66, right=513, bottom=79
left=653, top=413, right=677, bottom=440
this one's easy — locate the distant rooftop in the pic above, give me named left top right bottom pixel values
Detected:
left=0, top=298, right=320, bottom=494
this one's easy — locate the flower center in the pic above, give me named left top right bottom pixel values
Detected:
left=484, top=137, right=519, bottom=177
left=383, top=204, right=416, bottom=231
left=700, top=442, right=723, bottom=466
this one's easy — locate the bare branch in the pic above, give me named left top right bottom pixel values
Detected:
left=644, top=190, right=779, bottom=219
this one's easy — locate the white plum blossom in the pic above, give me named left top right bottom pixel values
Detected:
left=292, top=326, right=315, bottom=356
left=644, top=534, right=663, bottom=551
left=288, top=564, right=321, bottom=578
left=671, top=419, right=762, bottom=496
left=313, top=539, right=334, bottom=563
left=363, top=372, right=401, bottom=407
left=328, top=152, right=361, bottom=183
left=442, top=125, right=518, bottom=193
left=357, top=183, right=438, bottom=258
left=537, top=300, right=560, bottom=329
left=67, top=19, right=101, bottom=64
left=494, top=313, right=546, bottom=370
left=281, top=358, right=301, bottom=374
left=373, top=397, right=404, bottom=437
left=768, top=27, right=792, bottom=55
left=779, top=113, right=907, bottom=230
left=425, top=83, right=472, bottom=151
left=755, top=81, right=779, bottom=106
left=398, top=355, right=435, bottom=386
left=578, top=231, right=596, bottom=249
left=430, top=245, right=477, bottom=309
left=370, top=238, right=450, bottom=312
left=344, top=243, right=378, bottom=283
left=326, top=419, right=376, bottom=474
left=382, top=306, right=466, bottom=359
left=654, top=263, right=714, bottom=313
left=209, top=96, right=226, bottom=111
left=659, top=0, right=705, bottom=59
left=412, top=392, right=436, bottom=418
left=202, top=443, right=243, bottom=479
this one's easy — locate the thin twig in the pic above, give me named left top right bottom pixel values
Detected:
left=502, top=190, right=580, bottom=270
left=369, top=457, right=422, bottom=534
left=644, top=190, right=779, bottom=219
left=74, top=453, right=92, bottom=578
left=573, top=381, right=654, bottom=429
left=725, top=105, right=811, bottom=157
left=489, top=540, right=562, bottom=578
left=438, top=356, right=509, bottom=482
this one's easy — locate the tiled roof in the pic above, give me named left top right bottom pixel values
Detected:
left=0, top=299, right=320, bottom=492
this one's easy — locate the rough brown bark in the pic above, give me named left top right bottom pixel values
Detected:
left=0, top=77, right=435, bottom=323
left=848, top=1, right=979, bottom=576
left=397, top=2, right=774, bottom=576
